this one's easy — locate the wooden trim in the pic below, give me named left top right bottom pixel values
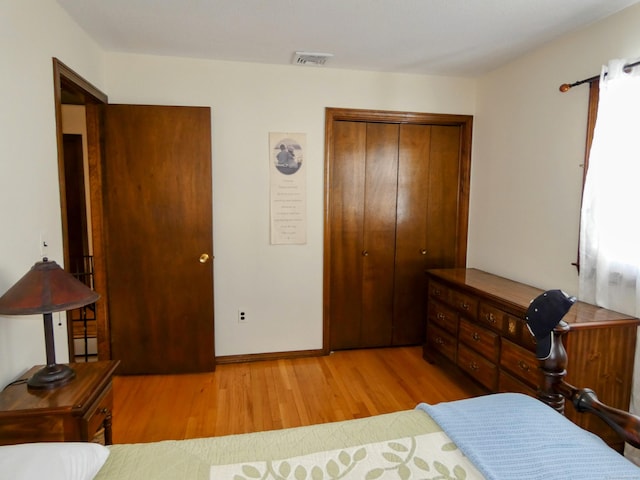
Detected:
left=323, top=107, right=473, bottom=354
left=53, top=58, right=108, bottom=104
left=216, top=348, right=325, bottom=365
left=52, top=58, right=110, bottom=360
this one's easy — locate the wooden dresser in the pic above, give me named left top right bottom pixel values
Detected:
left=0, top=360, right=119, bottom=445
left=424, top=268, right=639, bottom=451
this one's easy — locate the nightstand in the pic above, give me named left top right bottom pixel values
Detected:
left=0, top=360, right=119, bottom=445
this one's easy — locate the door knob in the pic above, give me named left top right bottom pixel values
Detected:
left=199, top=253, right=210, bottom=263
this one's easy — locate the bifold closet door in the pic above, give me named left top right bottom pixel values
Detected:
left=361, top=123, right=399, bottom=347
left=392, top=124, right=462, bottom=345
left=328, top=121, right=398, bottom=349
left=328, top=120, right=366, bottom=350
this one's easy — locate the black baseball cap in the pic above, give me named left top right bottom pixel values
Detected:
left=524, top=290, right=577, bottom=360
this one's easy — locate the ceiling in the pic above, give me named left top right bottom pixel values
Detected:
left=56, top=0, right=640, bottom=77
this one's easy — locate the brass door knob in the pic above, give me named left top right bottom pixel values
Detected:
left=199, top=253, right=210, bottom=263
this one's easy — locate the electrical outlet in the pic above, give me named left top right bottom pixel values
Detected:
left=238, top=309, right=248, bottom=324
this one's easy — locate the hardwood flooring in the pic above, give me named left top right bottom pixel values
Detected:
left=112, top=346, right=484, bottom=444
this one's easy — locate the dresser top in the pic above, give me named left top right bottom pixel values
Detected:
left=427, top=268, right=639, bottom=328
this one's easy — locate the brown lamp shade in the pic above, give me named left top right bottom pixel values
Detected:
left=0, top=258, right=100, bottom=389
left=0, top=258, right=99, bottom=315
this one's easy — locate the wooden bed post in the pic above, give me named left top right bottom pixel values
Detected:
left=538, top=321, right=570, bottom=414
left=538, top=321, right=640, bottom=448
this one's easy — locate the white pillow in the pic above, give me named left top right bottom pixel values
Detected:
left=0, top=442, right=109, bottom=480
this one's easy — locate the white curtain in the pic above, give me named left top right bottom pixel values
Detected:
left=578, top=58, right=640, bottom=463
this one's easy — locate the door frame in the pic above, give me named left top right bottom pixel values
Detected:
left=52, top=58, right=111, bottom=359
left=323, top=107, right=473, bottom=353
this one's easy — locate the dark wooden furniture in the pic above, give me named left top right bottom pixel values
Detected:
left=324, top=108, right=472, bottom=351
left=0, top=360, right=119, bottom=445
left=424, top=268, right=639, bottom=451
left=539, top=321, right=640, bottom=449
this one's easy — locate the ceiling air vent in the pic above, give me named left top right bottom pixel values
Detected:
left=293, top=52, right=333, bottom=66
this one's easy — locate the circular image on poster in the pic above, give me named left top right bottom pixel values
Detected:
left=273, top=138, right=303, bottom=175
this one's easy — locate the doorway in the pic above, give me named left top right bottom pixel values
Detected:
left=53, top=58, right=109, bottom=361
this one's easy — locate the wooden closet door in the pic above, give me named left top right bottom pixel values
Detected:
left=424, top=126, right=464, bottom=267
left=328, top=121, right=366, bottom=349
left=325, top=108, right=472, bottom=352
left=328, top=122, right=399, bottom=349
left=392, top=124, right=462, bottom=345
left=393, top=124, right=432, bottom=345
left=361, top=123, right=399, bottom=347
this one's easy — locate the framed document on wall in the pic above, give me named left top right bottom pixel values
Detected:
left=269, top=132, right=307, bottom=245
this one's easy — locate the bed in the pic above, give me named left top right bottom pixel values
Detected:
left=2, top=291, right=640, bottom=480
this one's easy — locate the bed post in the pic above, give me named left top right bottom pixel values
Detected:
left=538, top=321, right=640, bottom=448
left=538, top=321, right=571, bottom=414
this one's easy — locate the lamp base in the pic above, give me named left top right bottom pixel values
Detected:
left=27, top=364, right=76, bottom=390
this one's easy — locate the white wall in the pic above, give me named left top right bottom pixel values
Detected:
left=469, top=3, right=640, bottom=293
left=103, top=55, right=476, bottom=356
left=0, top=1, right=105, bottom=387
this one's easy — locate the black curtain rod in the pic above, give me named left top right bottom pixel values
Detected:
left=559, top=59, right=640, bottom=92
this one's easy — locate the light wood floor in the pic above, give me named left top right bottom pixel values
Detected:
left=112, top=346, right=484, bottom=444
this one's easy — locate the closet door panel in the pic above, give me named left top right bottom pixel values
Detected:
left=426, top=125, right=463, bottom=267
left=361, top=123, right=399, bottom=347
left=393, top=124, right=432, bottom=345
left=328, top=121, right=367, bottom=350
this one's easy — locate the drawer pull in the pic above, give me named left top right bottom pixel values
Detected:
left=460, top=301, right=470, bottom=310
left=435, top=337, right=445, bottom=345
left=469, top=361, right=479, bottom=371
left=98, top=407, right=109, bottom=415
left=433, top=288, right=441, bottom=297
left=472, top=332, right=480, bottom=341
left=485, top=312, right=496, bottom=324
left=518, top=361, right=530, bottom=372
left=437, top=312, right=446, bottom=320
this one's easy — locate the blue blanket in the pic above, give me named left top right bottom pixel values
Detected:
left=418, top=393, right=640, bottom=480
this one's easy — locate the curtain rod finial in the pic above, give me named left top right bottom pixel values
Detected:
left=559, top=83, right=572, bottom=93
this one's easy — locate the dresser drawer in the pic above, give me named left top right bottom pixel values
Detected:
left=478, top=302, right=506, bottom=332
left=428, top=280, right=450, bottom=305
left=502, top=313, right=537, bottom=350
left=82, top=383, right=113, bottom=443
left=458, top=318, right=499, bottom=363
left=451, top=290, right=478, bottom=319
left=457, top=344, right=498, bottom=390
left=428, top=299, right=458, bottom=335
left=500, top=339, right=541, bottom=388
left=426, top=324, right=457, bottom=362
left=499, top=371, right=538, bottom=397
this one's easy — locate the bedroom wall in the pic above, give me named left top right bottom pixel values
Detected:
left=0, top=2, right=105, bottom=387
left=468, top=2, right=640, bottom=294
left=102, top=55, right=476, bottom=357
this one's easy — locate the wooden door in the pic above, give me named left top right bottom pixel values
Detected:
left=361, top=123, right=399, bottom=346
left=325, top=108, right=472, bottom=352
left=328, top=121, right=366, bottom=349
left=102, top=105, right=215, bottom=374
left=328, top=121, right=398, bottom=349
left=392, top=125, right=462, bottom=345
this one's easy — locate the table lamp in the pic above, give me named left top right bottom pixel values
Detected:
left=0, top=258, right=100, bottom=389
